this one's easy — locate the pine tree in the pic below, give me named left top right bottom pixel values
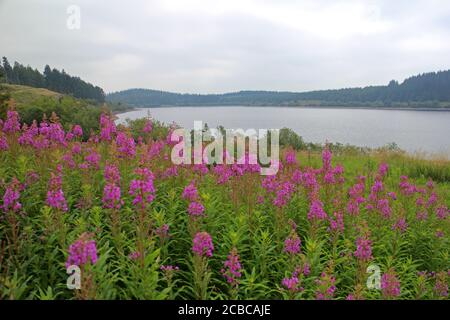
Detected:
left=0, top=63, right=5, bottom=83
left=2, top=57, right=14, bottom=83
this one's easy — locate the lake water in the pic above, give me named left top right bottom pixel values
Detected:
left=116, top=106, right=450, bottom=156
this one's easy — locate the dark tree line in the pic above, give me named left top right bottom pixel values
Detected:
left=107, top=70, right=450, bottom=107
left=0, top=57, right=105, bottom=102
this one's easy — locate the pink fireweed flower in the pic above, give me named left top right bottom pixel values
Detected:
left=2, top=178, right=22, bottom=213
left=193, top=163, right=209, bottom=175
left=300, top=263, right=311, bottom=276
left=347, top=200, right=361, bottom=216
left=147, top=140, right=164, bottom=159
left=102, top=164, right=123, bottom=209
left=46, top=167, right=68, bottom=212
left=273, top=181, right=295, bottom=208
left=65, top=233, right=98, bottom=268
left=347, top=178, right=366, bottom=216
left=25, top=171, right=40, bottom=186
left=104, top=164, right=121, bottom=182
left=416, top=197, right=425, bottom=207
left=328, top=211, right=344, bottom=234
left=291, top=169, right=302, bottom=184
left=166, top=126, right=176, bottom=146
left=381, top=271, right=401, bottom=298
left=129, top=168, right=155, bottom=209
left=102, top=184, right=123, bottom=209
left=21, top=122, right=39, bottom=140
left=100, top=114, right=116, bottom=141
left=284, top=234, right=301, bottom=255
left=187, top=201, right=205, bottom=216
left=71, top=142, right=82, bottom=154
left=436, top=205, right=449, bottom=220
left=378, top=163, right=389, bottom=178
left=116, top=132, right=136, bottom=158
left=426, top=192, right=438, bottom=208
left=261, top=175, right=279, bottom=193
left=354, top=236, right=373, bottom=262
left=235, top=152, right=261, bottom=174
left=376, top=198, right=392, bottom=219
left=214, top=165, right=233, bottom=184
left=160, top=265, right=180, bottom=272
left=308, top=199, right=328, bottom=221
left=282, top=275, right=299, bottom=292
left=322, top=146, right=332, bottom=172
left=368, top=180, right=383, bottom=202
left=128, top=251, right=141, bottom=260
left=256, top=195, right=265, bottom=204
left=0, top=134, right=8, bottom=151
left=143, top=119, right=153, bottom=133
left=416, top=211, right=428, bottom=221
left=435, top=230, right=444, bottom=238
left=45, top=123, right=66, bottom=146
left=289, top=263, right=311, bottom=280
left=65, top=132, right=74, bottom=142
left=285, top=150, right=297, bottom=165
left=47, top=189, right=68, bottom=211
left=399, top=176, right=417, bottom=196
left=302, top=170, right=319, bottom=193
left=349, top=177, right=366, bottom=199
left=155, top=224, right=170, bottom=238
left=333, top=164, right=344, bottom=175
left=162, top=165, right=179, bottom=178
left=71, top=124, right=83, bottom=138
left=324, top=171, right=336, bottom=184
left=84, top=149, right=101, bottom=169
left=182, top=181, right=199, bottom=201
left=192, top=232, right=214, bottom=257
left=281, top=264, right=309, bottom=293
left=331, top=164, right=345, bottom=184
left=221, top=248, right=242, bottom=286
left=433, top=271, right=448, bottom=297
left=88, top=133, right=100, bottom=144
left=315, top=272, right=336, bottom=300
left=62, top=153, right=76, bottom=169
left=392, top=217, right=408, bottom=233
left=3, top=110, right=21, bottom=133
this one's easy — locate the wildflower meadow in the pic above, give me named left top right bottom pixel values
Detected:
left=0, top=109, right=448, bottom=300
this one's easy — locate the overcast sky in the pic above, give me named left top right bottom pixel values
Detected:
left=1, top=0, right=450, bottom=94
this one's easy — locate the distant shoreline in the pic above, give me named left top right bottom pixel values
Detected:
left=115, top=104, right=450, bottom=114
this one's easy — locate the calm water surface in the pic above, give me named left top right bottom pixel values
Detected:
left=116, top=106, right=450, bottom=156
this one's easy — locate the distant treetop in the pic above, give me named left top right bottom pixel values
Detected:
left=106, top=70, right=450, bottom=107
left=0, top=57, right=105, bottom=103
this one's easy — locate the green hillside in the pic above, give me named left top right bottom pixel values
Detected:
left=2, top=83, right=63, bottom=105
left=0, top=84, right=109, bottom=139
left=107, top=70, right=450, bottom=108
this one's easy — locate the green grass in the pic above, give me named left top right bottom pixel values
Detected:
left=1, top=84, right=63, bottom=106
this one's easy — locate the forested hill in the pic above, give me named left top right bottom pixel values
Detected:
left=0, top=57, right=105, bottom=102
left=106, top=70, right=450, bottom=108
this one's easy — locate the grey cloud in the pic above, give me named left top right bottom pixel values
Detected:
left=1, top=0, right=450, bottom=93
